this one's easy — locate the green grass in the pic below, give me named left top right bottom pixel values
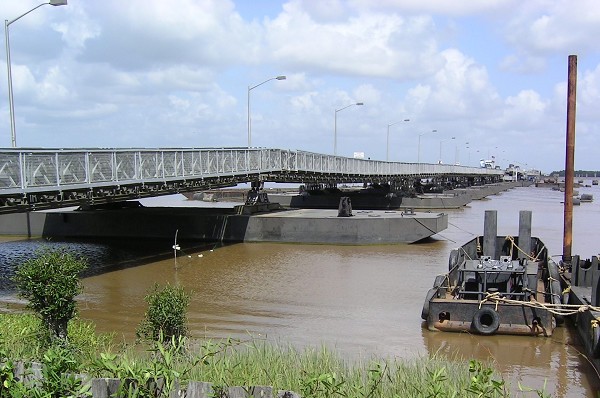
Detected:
left=0, top=313, right=549, bottom=397
left=0, top=313, right=114, bottom=361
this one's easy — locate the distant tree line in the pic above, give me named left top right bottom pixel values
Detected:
left=550, top=170, right=600, bottom=177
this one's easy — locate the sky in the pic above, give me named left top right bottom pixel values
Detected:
left=1, top=0, right=600, bottom=173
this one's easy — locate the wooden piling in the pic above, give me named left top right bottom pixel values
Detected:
left=563, top=54, right=577, bottom=262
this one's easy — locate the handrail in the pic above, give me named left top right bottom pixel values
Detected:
left=0, top=147, right=504, bottom=194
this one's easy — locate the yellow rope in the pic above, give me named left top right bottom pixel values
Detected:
left=459, top=246, right=472, bottom=261
left=504, top=236, right=542, bottom=262
left=479, top=292, right=600, bottom=316
left=505, top=235, right=514, bottom=258
left=478, top=291, right=501, bottom=309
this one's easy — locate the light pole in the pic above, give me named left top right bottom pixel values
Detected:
left=334, top=102, right=363, bottom=156
left=247, top=75, right=286, bottom=147
left=5, top=0, right=67, bottom=148
left=454, top=140, right=458, bottom=165
left=438, top=136, right=455, bottom=164
left=386, top=118, right=410, bottom=161
left=417, top=129, right=437, bottom=163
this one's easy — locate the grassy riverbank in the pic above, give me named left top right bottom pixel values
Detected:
left=0, top=313, right=549, bottom=397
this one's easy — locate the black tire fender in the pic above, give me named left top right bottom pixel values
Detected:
left=421, top=288, right=437, bottom=320
left=472, top=307, right=500, bottom=335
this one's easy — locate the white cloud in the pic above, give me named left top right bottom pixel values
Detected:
left=290, top=92, right=320, bottom=112
left=499, top=53, right=546, bottom=74
left=504, top=0, right=600, bottom=58
left=310, top=0, right=519, bottom=17
left=265, top=3, right=443, bottom=79
left=503, top=89, right=548, bottom=126
left=52, top=3, right=101, bottom=50
left=404, top=49, right=500, bottom=120
left=75, top=0, right=259, bottom=70
left=353, top=84, right=381, bottom=105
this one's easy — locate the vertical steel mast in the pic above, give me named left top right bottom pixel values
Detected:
left=563, top=55, right=577, bottom=262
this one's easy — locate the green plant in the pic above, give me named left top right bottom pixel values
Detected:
left=300, top=371, right=347, bottom=397
left=518, top=380, right=551, bottom=398
left=0, top=345, right=89, bottom=398
left=35, top=345, right=90, bottom=398
left=0, top=361, right=29, bottom=398
left=12, top=248, right=87, bottom=342
left=466, top=360, right=508, bottom=398
left=137, top=283, right=190, bottom=343
left=363, top=361, right=386, bottom=398
left=0, top=342, right=25, bottom=398
left=90, top=336, right=191, bottom=398
left=425, top=366, right=453, bottom=398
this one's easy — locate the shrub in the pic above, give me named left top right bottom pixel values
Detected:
left=137, top=283, right=190, bottom=343
left=12, top=248, right=87, bottom=342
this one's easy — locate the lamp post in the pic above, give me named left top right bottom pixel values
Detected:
left=417, top=129, right=437, bottom=163
left=386, top=119, right=410, bottom=161
left=465, top=141, right=470, bottom=165
left=334, top=102, right=363, bottom=156
left=247, top=75, right=286, bottom=148
left=454, top=140, right=459, bottom=165
left=5, top=0, right=67, bottom=148
left=438, top=136, right=455, bottom=164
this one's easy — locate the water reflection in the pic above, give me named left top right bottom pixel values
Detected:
left=0, top=237, right=214, bottom=291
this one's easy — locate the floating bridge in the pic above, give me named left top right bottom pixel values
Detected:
left=0, top=147, right=503, bottom=214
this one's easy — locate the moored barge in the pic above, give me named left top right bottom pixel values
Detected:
left=422, top=210, right=565, bottom=336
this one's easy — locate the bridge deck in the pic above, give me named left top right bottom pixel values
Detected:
left=0, top=148, right=503, bottom=214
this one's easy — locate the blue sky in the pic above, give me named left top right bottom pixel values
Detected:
left=2, top=0, right=600, bottom=173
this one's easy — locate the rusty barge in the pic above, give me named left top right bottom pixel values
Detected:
left=421, top=210, right=565, bottom=336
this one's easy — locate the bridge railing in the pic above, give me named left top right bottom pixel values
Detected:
left=0, top=148, right=503, bottom=194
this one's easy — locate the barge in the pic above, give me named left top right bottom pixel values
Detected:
left=422, top=210, right=565, bottom=336
left=566, top=256, right=600, bottom=372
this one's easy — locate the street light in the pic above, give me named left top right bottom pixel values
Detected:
left=386, top=119, right=410, bottom=161
left=438, top=136, right=455, bottom=164
left=5, top=0, right=67, bottom=148
left=334, top=102, right=363, bottom=156
left=247, top=75, right=286, bottom=147
left=417, top=129, right=437, bottom=163
left=465, top=141, right=470, bottom=165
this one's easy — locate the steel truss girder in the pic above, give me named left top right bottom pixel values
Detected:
left=0, top=148, right=503, bottom=213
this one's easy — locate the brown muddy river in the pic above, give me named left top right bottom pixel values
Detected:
left=3, top=184, right=600, bottom=396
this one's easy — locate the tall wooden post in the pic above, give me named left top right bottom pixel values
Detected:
left=563, top=55, right=577, bottom=262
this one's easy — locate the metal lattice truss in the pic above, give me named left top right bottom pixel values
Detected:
left=0, top=148, right=503, bottom=213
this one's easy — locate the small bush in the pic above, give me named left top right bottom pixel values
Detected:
left=12, top=248, right=87, bottom=342
left=137, top=283, right=190, bottom=343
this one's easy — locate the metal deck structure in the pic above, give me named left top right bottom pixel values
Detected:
left=0, top=147, right=503, bottom=213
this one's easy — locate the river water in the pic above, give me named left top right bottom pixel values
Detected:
left=1, top=184, right=600, bottom=396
